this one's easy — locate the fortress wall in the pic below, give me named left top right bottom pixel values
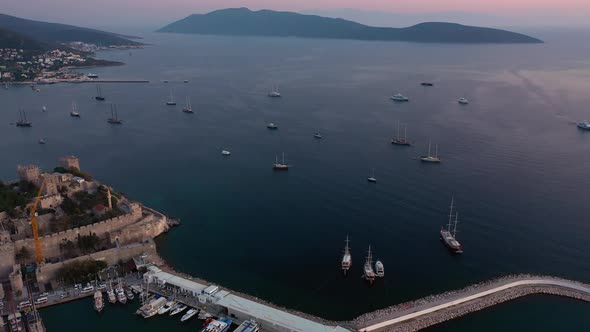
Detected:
left=14, top=204, right=142, bottom=260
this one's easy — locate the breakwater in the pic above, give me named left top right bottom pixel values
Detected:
left=355, top=275, right=590, bottom=332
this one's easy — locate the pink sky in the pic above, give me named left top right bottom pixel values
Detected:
left=3, top=0, right=590, bottom=28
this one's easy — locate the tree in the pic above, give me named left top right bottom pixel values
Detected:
left=57, top=260, right=107, bottom=284
left=15, top=247, right=32, bottom=264
left=59, top=239, right=77, bottom=259
left=77, top=233, right=100, bottom=254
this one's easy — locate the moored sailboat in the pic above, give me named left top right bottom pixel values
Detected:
left=420, top=141, right=441, bottom=163
left=70, top=102, right=80, bottom=117
left=341, top=235, right=352, bottom=275
left=95, top=85, right=105, bottom=101
left=268, top=85, right=281, bottom=97
left=391, top=122, right=411, bottom=146
left=166, top=90, right=177, bottom=105
left=367, top=168, right=377, bottom=183
left=16, top=108, right=32, bottom=127
left=182, top=96, right=193, bottom=113
left=107, top=104, right=122, bottom=124
left=363, top=246, right=376, bottom=284
left=273, top=153, right=289, bottom=170
left=440, top=196, right=463, bottom=254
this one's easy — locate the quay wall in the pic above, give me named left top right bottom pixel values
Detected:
left=35, top=240, right=157, bottom=292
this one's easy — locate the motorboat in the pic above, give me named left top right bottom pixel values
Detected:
left=390, top=93, right=409, bottom=102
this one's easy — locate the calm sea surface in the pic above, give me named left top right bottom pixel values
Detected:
left=1, top=30, right=589, bottom=330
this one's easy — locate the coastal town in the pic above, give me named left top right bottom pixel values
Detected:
left=0, top=43, right=140, bottom=83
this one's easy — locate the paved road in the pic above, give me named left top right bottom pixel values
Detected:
left=359, top=278, right=590, bottom=332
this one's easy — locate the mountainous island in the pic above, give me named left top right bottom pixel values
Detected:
left=158, top=8, right=543, bottom=44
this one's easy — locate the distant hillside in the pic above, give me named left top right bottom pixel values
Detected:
left=0, top=28, right=51, bottom=52
left=0, top=13, right=143, bottom=47
left=158, top=8, right=542, bottom=44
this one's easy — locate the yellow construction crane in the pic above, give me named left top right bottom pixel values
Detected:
left=29, top=180, right=45, bottom=265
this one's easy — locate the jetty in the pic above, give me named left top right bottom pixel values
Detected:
left=355, top=274, right=590, bottom=331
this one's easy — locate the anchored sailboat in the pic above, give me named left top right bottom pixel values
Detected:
left=363, top=246, right=376, bottom=284
left=367, top=168, right=377, bottom=183
left=420, top=140, right=441, bottom=163
left=16, top=108, right=32, bottom=127
left=273, top=153, right=289, bottom=170
left=268, top=85, right=281, bottom=97
left=391, top=122, right=411, bottom=146
left=95, top=85, right=105, bottom=101
left=70, top=102, right=80, bottom=117
left=182, top=96, right=193, bottom=113
left=341, top=235, right=352, bottom=275
left=166, top=90, right=176, bottom=106
left=440, top=196, right=463, bottom=254
left=107, top=104, right=122, bottom=124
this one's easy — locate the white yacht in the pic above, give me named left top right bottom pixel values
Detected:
left=375, top=260, right=384, bottom=277
left=313, top=132, right=322, bottom=139
left=142, top=297, right=167, bottom=318
left=222, top=150, right=231, bottom=156
left=390, top=93, right=409, bottom=102
left=169, top=303, right=188, bottom=316
left=107, top=289, right=116, bottom=304
left=180, top=308, right=198, bottom=322
left=267, top=123, right=278, bottom=130
left=42, top=106, right=47, bottom=112
left=458, top=97, right=469, bottom=104
left=577, top=120, right=590, bottom=130
left=116, top=287, right=127, bottom=304
left=38, top=138, right=46, bottom=144
left=268, top=85, right=281, bottom=97
left=157, top=300, right=176, bottom=315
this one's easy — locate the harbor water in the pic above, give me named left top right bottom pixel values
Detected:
left=1, top=29, right=589, bottom=330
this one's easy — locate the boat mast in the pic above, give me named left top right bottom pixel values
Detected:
left=344, top=235, right=350, bottom=255
left=453, top=212, right=459, bottom=238
left=282, top=152, right=285, bottom=165
left=396, top=121, right=400, bottom=140
left=447, top=196, right=454, bottom=232
left=367, top=245, right=373, bottom=266
left=428, top=140, right=432, bottom=157
left=404, top=124, right=408, bottom=141
left=435, top=144, right=439, bottom=158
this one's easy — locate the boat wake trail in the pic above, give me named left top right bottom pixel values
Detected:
left=510, top=69, right=573, bottom=121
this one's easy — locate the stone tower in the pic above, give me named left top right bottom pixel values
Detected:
left=107, top=189, right=112, bottom=209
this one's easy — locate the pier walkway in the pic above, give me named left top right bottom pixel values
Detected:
left=356, top=275, right=590, bottom=331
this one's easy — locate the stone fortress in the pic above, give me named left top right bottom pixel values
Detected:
left=0, top=156, right=172, bottom=296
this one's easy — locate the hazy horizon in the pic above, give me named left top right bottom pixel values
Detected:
left=3, top=1, right=590, bottom=31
